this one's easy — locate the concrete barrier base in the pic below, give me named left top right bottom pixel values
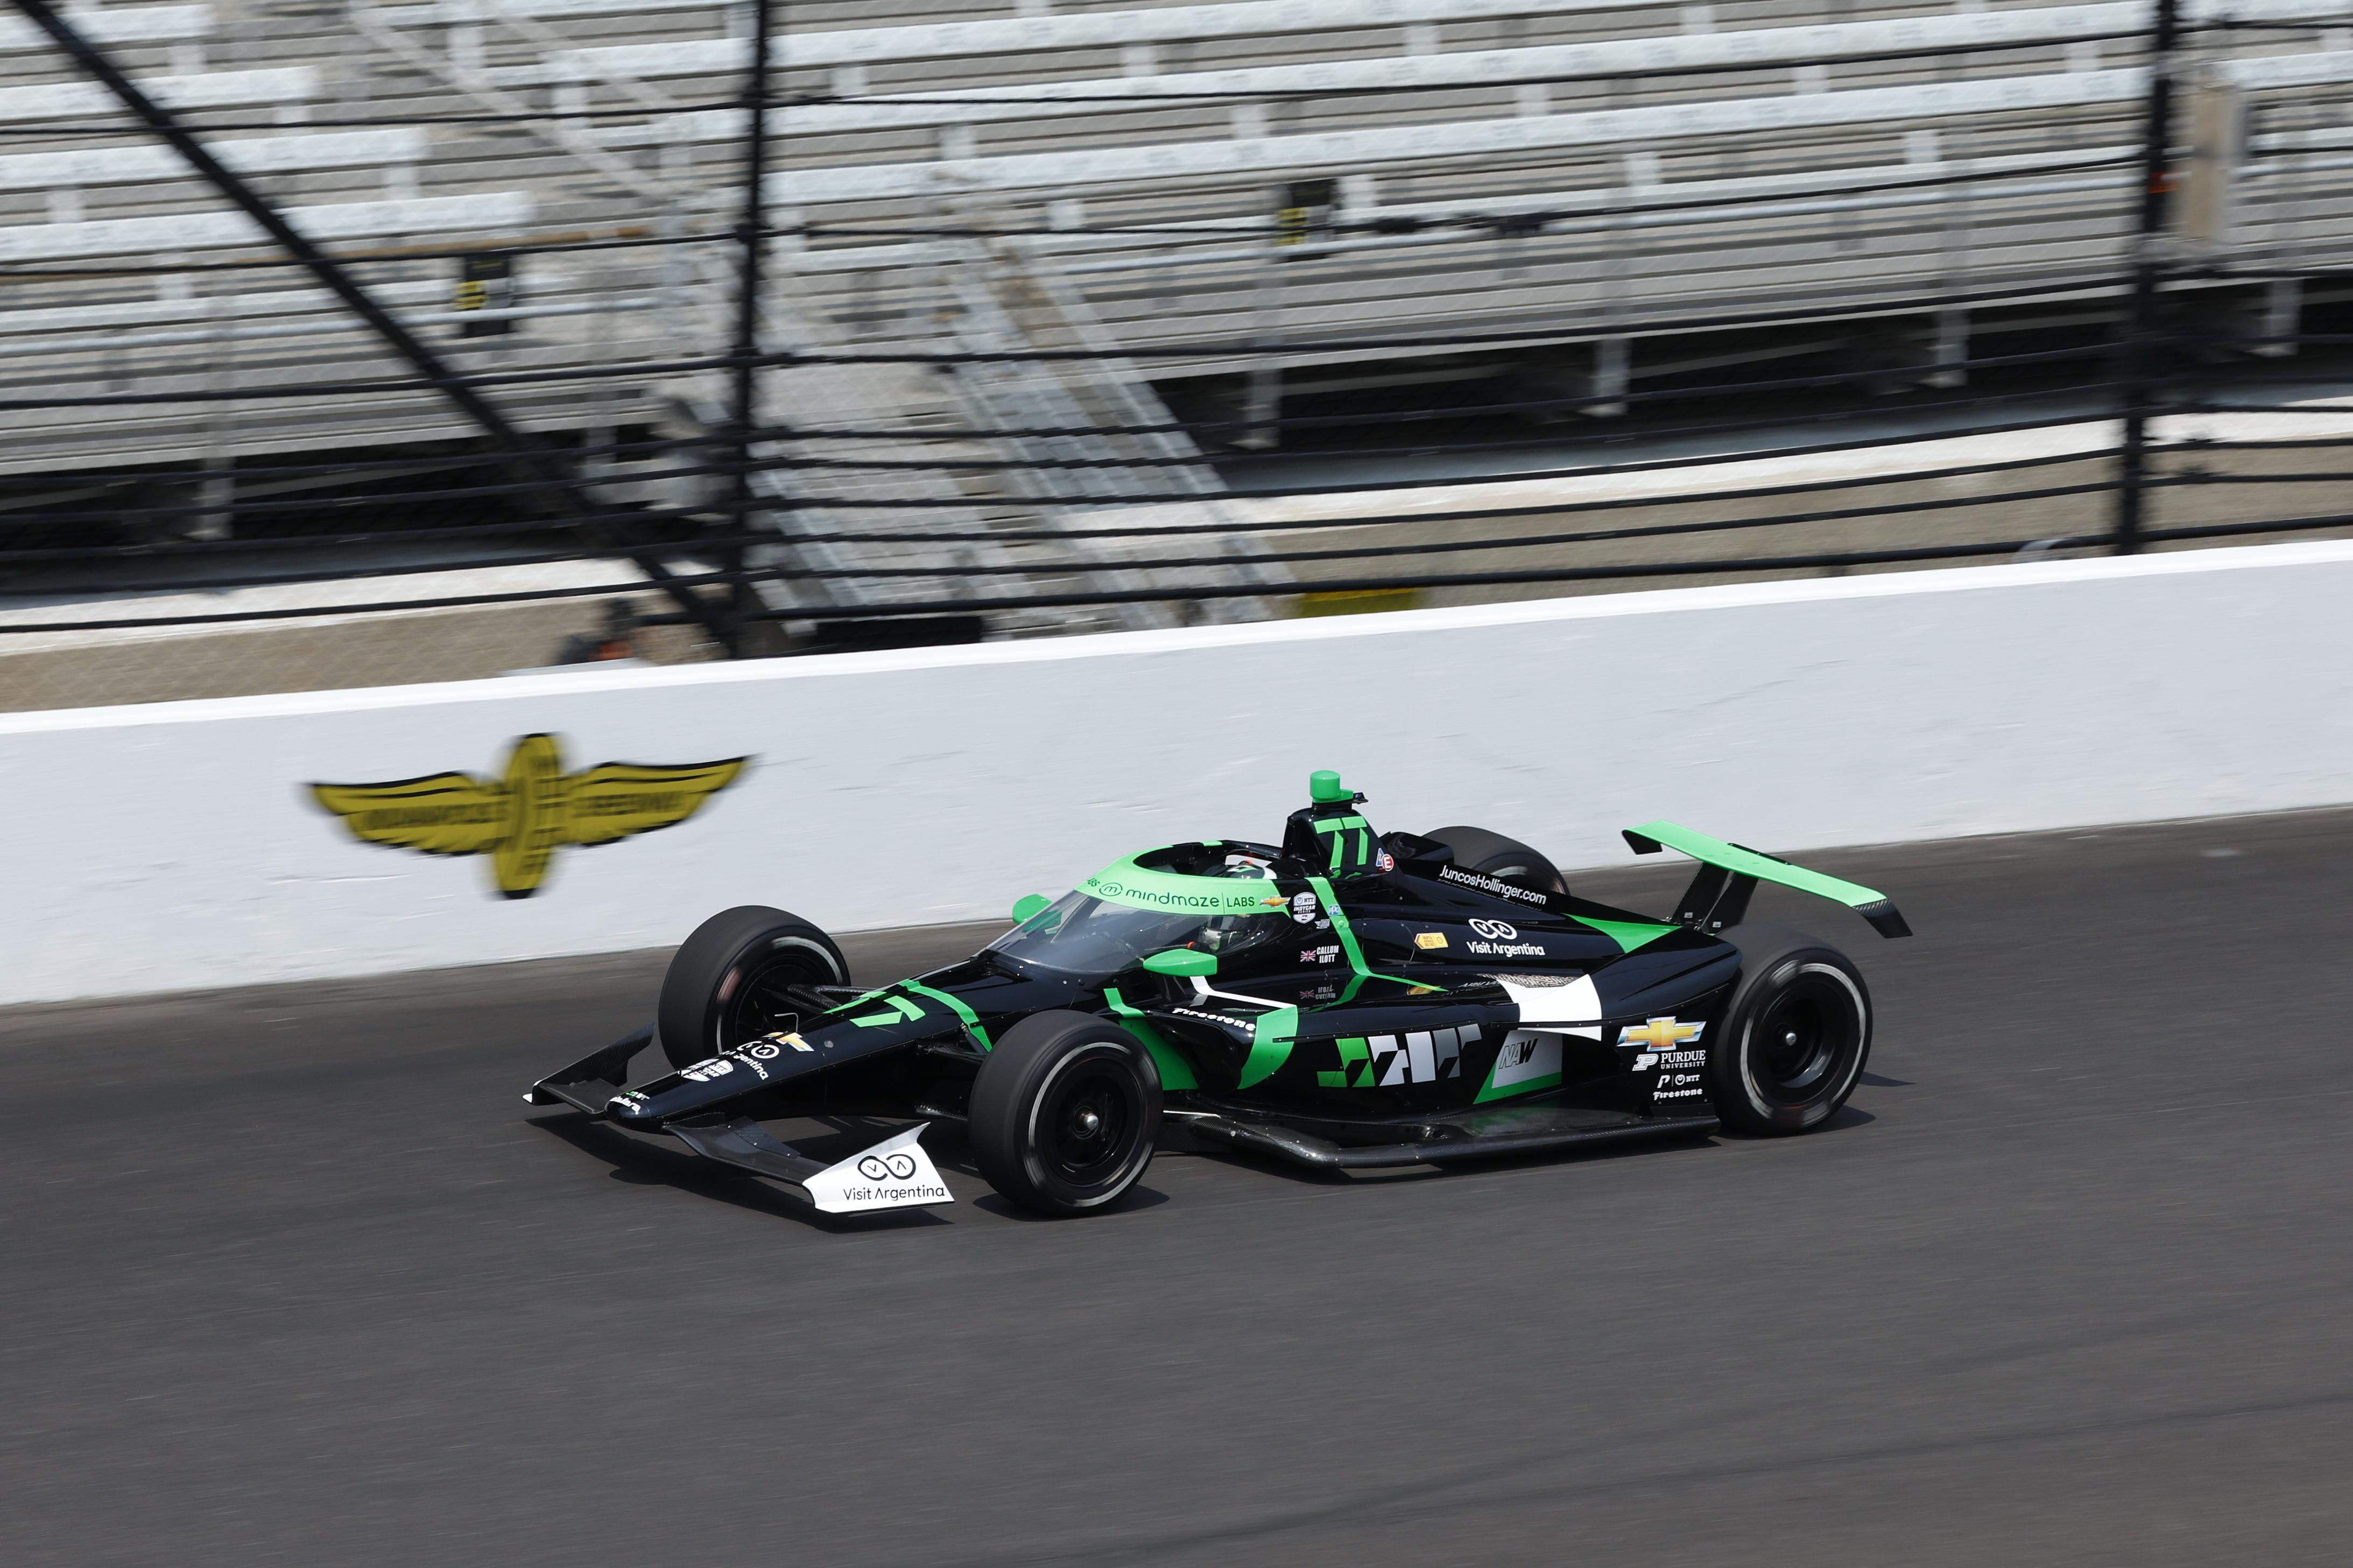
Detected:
left=5, top=540, right=2349, bottom=1005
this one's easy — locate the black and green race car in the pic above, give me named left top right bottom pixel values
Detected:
left=527, top=772, right=1910, bottom=1218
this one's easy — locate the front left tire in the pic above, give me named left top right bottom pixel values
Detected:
left=970, top=1011, right=1162, bottom=1216
left=657, top=905, right=849, bottom=1070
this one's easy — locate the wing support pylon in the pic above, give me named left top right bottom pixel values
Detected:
left=1624, top=821, right=1913, bottom=938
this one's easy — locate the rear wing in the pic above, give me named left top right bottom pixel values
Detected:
left=1623, top=821, right=1912, bottom=940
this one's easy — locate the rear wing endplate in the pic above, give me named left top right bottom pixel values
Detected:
left=1623, top=821, right=1911, bottom=939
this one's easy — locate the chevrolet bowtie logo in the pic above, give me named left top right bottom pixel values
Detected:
left=1618, top=1016, right=1705, bottom=1051
left=311, top=732, right=746, bottom=898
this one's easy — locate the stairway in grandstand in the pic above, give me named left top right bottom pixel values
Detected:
left=3, top=0, right=2348, bottom=634
left=0, top=0, right=1285, bottom=632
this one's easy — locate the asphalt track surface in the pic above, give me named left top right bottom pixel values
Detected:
left=8, top=810, right=2353, bottom=1567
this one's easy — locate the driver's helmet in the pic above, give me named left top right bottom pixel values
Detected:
left=1194, top=854, right=1284, bottom=958
left=1195, top=911, right=1281, bottom=957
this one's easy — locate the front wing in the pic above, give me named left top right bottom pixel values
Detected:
left=527, top=1028, right=954, bottom=1215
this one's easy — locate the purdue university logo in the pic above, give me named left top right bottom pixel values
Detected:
left=310, top=733, right=746, bottom=898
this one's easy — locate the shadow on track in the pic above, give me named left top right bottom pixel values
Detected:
left=1172, top=1122, right=1745, bottom=1189
left=529, top=1110, right=954, bottom=1232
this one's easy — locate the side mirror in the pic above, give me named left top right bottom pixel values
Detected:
left=1142, top=949, right=1217, bottom=978
left=1010, top=894, right=1052, bottom=923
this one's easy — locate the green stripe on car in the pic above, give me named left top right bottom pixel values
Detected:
left=1307, top=874, right=1419, bottom=992
left=1574, top=916, right=1680, bottom=953
left=1103, top=986, right=1199, bottom=1090
left=1474, top=1067, right=1562, bottom=1104
left=899, top=980, right=991, bottom=1050
left=1238, top=1006, right=1300, bottom=1089
left=850, top=993, right=925, bottom=1027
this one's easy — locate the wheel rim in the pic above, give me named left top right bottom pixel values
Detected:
left=716, top=944, right=837, bottom=1049
left=1035, top=1049, right=1148, bottom=1192
left=1749, top=970, right=1861, bottom=1109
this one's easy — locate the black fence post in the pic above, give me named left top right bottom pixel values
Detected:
left=6, top=0, right=737, bottom=644
left=2117, top=0, right=2182, bottom=554
left=722, top=0, right=776, bottom=657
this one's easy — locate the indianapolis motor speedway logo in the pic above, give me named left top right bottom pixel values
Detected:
left=309, top=732, right=746, bottom=898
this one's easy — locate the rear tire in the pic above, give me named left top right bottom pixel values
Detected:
left=1707, top=925, right=1871, bottom=1135
left=970, top=1011, right=1161, bottom=1217
left=657, top=905, right=848, bottom=1070
left=1423, top=825, right=1567, bottom=895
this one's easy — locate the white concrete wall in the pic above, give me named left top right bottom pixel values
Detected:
left=6, top=540, right=2352, bottom=1006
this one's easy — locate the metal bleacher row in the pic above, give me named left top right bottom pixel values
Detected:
left=3, top=0, right=2348, bottom=632
left=429, top=0, right=2353, bottom=364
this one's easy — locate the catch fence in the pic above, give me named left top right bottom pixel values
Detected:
left=1, top=0, right=2348, bottom=707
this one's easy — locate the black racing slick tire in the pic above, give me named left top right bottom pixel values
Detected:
left=1423, top=825, right=1568, bottom=895
left=657, top=906, right=849, bottom=1071
left=1708, top=925, right=1872, bottom=1136
left=970, top=1011, right=1162, bottom=1217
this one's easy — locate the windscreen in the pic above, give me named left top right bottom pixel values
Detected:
left=985, top=892, right=1213, bottom=979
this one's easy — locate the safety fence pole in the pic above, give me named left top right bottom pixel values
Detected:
left=2116, top=0, right=2182, bottom=553
left=4, top=0, right=736, bottom=643
left=722, top=0, right=777, bottom=656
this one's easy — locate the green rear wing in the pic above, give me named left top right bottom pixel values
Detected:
left=1623, top=821, right=1912, bottom=940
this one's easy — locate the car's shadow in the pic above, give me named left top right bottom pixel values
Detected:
left=888, top=1120, right=1173, bottom=1220
left=969, top=1186, right=1171, bottom=1221
left=1713, top=1103, right=1878, bottom=1137
left=533, top=1103, right=1875, bottom=1219
left=1182, top=1103, right=1875, bottom=1188
left=1173, top=1127, right=1720, bottom=1189
left=529, top=1111, right=954, bottom=1233
left=532, top=1112, right=1173, bottom=1227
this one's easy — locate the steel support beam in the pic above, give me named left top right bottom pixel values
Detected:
left=9, top=0, right=732, bottom=642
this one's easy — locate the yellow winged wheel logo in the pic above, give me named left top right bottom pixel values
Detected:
left=310, top=732, right=748, bottom=898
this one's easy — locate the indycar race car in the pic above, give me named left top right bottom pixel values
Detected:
left=527, top=773, right=1909, bottom=1218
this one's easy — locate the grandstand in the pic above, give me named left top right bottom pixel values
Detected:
left=2, top=0, right=2349, bottom=671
